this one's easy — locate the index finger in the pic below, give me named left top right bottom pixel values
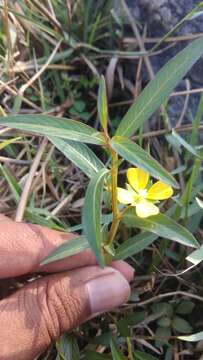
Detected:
left=0, top=217, right=96, bottom=278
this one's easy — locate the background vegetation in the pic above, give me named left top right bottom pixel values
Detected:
left=0, top=1, right=203, bottom=359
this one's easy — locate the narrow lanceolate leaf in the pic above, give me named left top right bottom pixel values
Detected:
left=178, top=331, right=203, bottom=342
left=40, top=236, right=89, bottom=265
left=0, top=115, right=105, bottom=145
left=82, top=168, right=109, bottom=266
left=115, top=232, right=157, bottom=260
left=116, top=37, right=203, bottom=137
left=186, top=244, right=203, bottom=266
left=97, top=75, right=108, bottom=132
left=49, top=137, right=104, bottom=178
left=171, top=129, right=202, bottom=158
left=123, top=209, right=199, bottom=248
left=111, top=136, right=178, bottom=188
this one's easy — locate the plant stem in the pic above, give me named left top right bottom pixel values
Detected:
left=107, top=205, right=133, bottom=245
left=106, top=149, right=120, bottom=245
left=107, top=216, right=120, bottom=245
left=111, top=150, right=119, bottom=219
left=127, top=337, right=134, bottom=360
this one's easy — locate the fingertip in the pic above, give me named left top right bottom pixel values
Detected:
left=111, top=260, right=135, bottom=282
left=87, top=268, right=131, bottom=315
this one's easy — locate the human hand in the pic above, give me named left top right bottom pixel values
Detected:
left=0, top=215, right=134, bottom=360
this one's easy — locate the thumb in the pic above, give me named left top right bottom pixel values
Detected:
left=0, top=266, right=131, bottom=360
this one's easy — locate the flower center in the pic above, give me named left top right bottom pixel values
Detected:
left=137, top=189, right=147, bottom=198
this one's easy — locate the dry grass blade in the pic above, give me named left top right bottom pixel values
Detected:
left=18, top=40, right=62, bottom=96
left=15, top=138, right=48, bottom=221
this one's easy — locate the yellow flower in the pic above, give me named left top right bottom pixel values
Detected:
left=117, top=167, right=173, bottom=218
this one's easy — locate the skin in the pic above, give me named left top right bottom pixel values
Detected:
left=0, top=215, right=134, bottom=360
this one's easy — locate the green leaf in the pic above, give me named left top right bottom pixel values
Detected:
left=157, top=317, right=171, bottom=328
left=171, top=129, right=202, bottom=158
left=0, top=164, right=21, bottom=203
left=186, top=244, right=203, bottom=265
left=0, top=115, right=105, bottom=145
left=116, top=37, right=203, bottom=137
left=115, top=232, right=157, bottom=260
left=111, top=136, right=178, bottom=188
left=151, top=303, right=173, bottom=317
left=40, top=236, right=89, bottom=265
left=165, top=132, right=182, bottom=152
left=123, top=209, right=199, bottom=248
left=190, top=92, right=203, bottom=147
left=25, top=208, right=65, bottom=231
left=178, top=330, right=203, bottom=342
left=0, top=136, right=21, bottom=150
left=118, top=311, right=146, bottom=336
left=110, top=339, right=126, bottom=360
left=49, top=137, right=104, bottom=178
left=92, top=332, right=112, bottom=346
left=2, top=6, right=60, bottom=38
left=56, top=334, right=79, bottom=360
left=98, top=75, right=108, bottom=131
left=85, top=350, right=111, bottom=360
left=155, top=326, right=171, bottom=347
left=181, top=158, right=201, bottom=219
left=82, top=168, right=109, bottom=266
left=190, top=5, right=203, bottom=20
left=73, top=100, right=86, bottom=113
left=134, top=350, right=158, bottom=360
left=172, top=316, right=192, bottom=334
left=176, top=301, right=195, bottom=315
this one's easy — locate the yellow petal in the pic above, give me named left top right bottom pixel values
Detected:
left=117, top=187, right=135, bottom=204
left=135, top=199, right=159, bottom=218
left=147, top=181, right=173, bottom=200
left=127, top=167, right=149, bottom=192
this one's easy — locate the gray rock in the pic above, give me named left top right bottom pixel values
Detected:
left=127, top=0, right=203, bottom=33
left=123, top=0, right=203, bottom=126
left=125, top=0, right=203, bottom=79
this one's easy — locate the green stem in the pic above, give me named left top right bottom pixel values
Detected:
left=107, top=205, right=133, bottom=246
left=106, top=149, right=120, bottom=245
left=127, top=337, right=134, bottom=360
left=107, top=216, right=120, bottom=245
left=111, top=150, right=119, bottom=219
